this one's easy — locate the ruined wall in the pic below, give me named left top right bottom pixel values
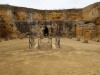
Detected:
left=65, top=9, right=83, bottom=20
left=0, top=2, right=100, bottom=40
left=0, top=5, right=13, bottom=38
left=12, top=7, right=29, bottom=20
left=82, top=2, right=100, bottom=20
left=95, top=8, right=100, bottom=40
left=45, top=10, right=66, bottom=20
left=0, top=5, right=12, bottom=23
left=94, top=8, right=100, bottom=25
left=75, top=21, right=97, bottom=40
left=44, top=9, right=83, bottom=20
left=33, top=10, right=45, bottom=20
left=0, top=5, right=84, bottom=24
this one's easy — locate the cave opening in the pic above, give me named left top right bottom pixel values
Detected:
left=44, top=26, right=49, bottom=36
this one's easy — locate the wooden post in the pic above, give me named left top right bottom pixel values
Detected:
left=51, top=38, right=52, bottom=49
left=29, top=32, right=32, bottom=49
left=29, top=21, right=33, bottom=49
left=38, top=38, right=40, bottom=49
left=58, top=38, right=60, bottom=49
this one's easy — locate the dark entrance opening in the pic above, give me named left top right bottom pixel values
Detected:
left=44, top=26, right=49, bottom=36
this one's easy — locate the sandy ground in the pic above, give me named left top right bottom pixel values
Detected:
left=0, top=38, right=100, bottom=75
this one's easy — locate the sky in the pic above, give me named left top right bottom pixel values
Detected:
left=0, top=0, right=100, bottom=10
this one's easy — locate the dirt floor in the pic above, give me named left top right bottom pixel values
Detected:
left=0, top=38, right=100, bottom=75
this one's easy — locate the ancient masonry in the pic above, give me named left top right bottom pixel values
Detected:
left=0, top=2, right=100, bottom=41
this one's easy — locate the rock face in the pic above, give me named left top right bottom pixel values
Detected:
left=75, top=21, right=97, bottom=40
left=44, top=9, right=83, bottom=20
left=0, top=2, right=100, bottom=40
left=0, top=12, right=12, bottom=38
left=82, top=2, right=100, bottom=20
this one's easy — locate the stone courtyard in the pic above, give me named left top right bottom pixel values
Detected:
left=0, top=38, right=100, bottom=75
left=0, top=1, right=100, bottom=75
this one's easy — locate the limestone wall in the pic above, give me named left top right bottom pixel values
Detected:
left=82, top=2, right=100, bottom=20
left=65, top=9, right=83, bottom=20
left=12, top=7, right=30, bottom=20
left=0, top=2, right=100, bottom=40
left=0, top=5, right=13, bottom=38
left=33, top=10, right=44, bottom=20
left=0, top=5, right=12, bottom=23
left=75, top=21, right=97, bottom=40
left=44, top=9, right=83, bottom=20
left=45, top=10, right=65, bottom=20
left=0, top=2, right=99, bottom=24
